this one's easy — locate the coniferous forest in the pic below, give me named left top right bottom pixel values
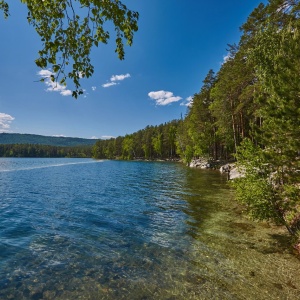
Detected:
left=93, top=0, right=300, bottom=243
left=0, top=144, right=93, bottom=158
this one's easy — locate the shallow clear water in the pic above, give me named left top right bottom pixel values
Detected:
left=0, top=158, right=299, bottom=299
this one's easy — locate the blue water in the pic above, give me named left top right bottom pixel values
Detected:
left=0, top=158, right=299, bottom=299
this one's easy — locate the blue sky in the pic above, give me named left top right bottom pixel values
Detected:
left=0, top=0, right=266, bottom=139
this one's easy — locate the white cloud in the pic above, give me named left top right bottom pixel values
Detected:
left=92, top=86, right=97, bottom=91
left=0, top=112, right=15, bottom=132
left=223, top=54, right=230, bottom=64
left=102, top=82, right=117, bottom=88
left=180, top=96, right=193, bottom=107
left=38, top=69, right=54, bottom=78
left=52, top=134, right=66, bottom=137
left=37, top=69, right=72, bottom=96
left=111, top=73, right=131, bottom=81
left=148, top=90, right=182, bottom=106
left=60, top=89, right=72, bottom=96
left=102, top=73, right=131, bottom=88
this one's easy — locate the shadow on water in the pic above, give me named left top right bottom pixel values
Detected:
left=180, top=167, right=231, bottom=239
left=176, top=166, right=300, bottom=299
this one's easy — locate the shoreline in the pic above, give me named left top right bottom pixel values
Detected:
left=188, top=157, right=243, bottom=180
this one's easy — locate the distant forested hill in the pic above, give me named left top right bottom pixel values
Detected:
left=0, top=133, right=97, bottom=147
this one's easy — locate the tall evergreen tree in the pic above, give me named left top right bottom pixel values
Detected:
left=234, top=0, right=300, bottom=236
left=186, top=70, right=217, bottom=158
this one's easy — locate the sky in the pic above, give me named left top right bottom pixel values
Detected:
left=0, top=0, right=266, bottom=139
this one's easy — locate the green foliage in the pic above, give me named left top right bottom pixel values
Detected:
left=0, top=0, right=9, bottom=18
left=185, top=70, right=218, bottom=159
left=227, top=1, right=299, bottom=238
left=244, top=0, right=300, bottom=234
left=233, top=175, right=276, bottom=221
left=1, top=0, right=138, bottom=97
left=92, top=120, right=180, bottom=160
left=175, top=119, right=193, bottom=162
left=142, top=143, right=150, bottom=159
left=152, top=133, right=163, bottom=158
left=122, top=135, right=134, bottom=160
left=232, top=139, right=279, bottom=222
left=167, top=125, right=176, bottom=157
left=210, top=43, right=257, bottom=155
left=176, top=0, right=300, bottom=238
left=0, top=143, right=92, bottom=158
left=184, top=145, right=194, bottom=165
left=233, top=138, right=300, bottom=235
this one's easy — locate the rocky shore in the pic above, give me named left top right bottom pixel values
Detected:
left=188, top=157, right=243, bottom=180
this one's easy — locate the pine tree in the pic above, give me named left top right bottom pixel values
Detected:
left=234, top=0, right=300, bottom=236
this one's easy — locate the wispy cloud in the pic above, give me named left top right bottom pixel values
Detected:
left=102, top=82, right=117, bottom=88
left=148, top=90, right=182, bottom=106
left=0, top=112, right=15, bottom=132
left=102, top=73, right=131, bottom=88
left=180, top=96, right=193, bottom=107
left=111, top=73, right=130, bottom=81
left=37, top=69, right=72, bottom=96
left=92, top=86, right=97, bottom=91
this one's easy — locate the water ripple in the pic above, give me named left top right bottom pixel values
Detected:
left=0, top=158, right=299, bottom=299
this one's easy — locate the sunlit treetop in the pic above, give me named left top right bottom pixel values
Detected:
left=0, top=0, right=139, bottom=98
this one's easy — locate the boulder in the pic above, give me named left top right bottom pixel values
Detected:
left=189, top=158, right=210, bottom=169
left=219, top=163, right=244, bottom=180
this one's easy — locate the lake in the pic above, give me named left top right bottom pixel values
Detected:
left=0, top=158, right=299, bottom=299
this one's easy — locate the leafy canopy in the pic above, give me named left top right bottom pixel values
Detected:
left=0, top=0, right=139, bottom=97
